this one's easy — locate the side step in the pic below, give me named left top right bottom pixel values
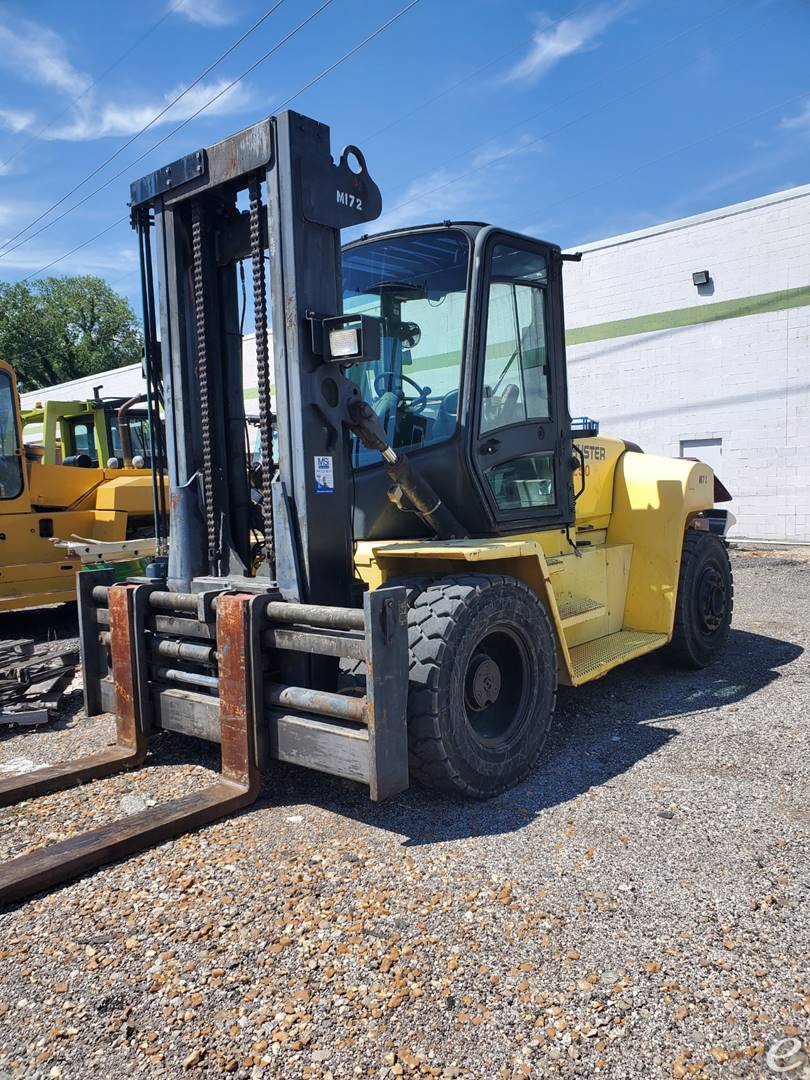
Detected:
left=557, top=596, right=605, bottom=627
left=569, top=629, right=667, bottom=685
left=0, top=589, right=262, bottom=908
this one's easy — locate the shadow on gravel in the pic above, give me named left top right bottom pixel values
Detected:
left=1, top=627, right=802, bottom=860
left=0, top=602, right=78, bottom=645
left=265, top=626, right=802, bottom=846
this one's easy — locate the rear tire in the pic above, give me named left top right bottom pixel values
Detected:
left=668, top=530, right=733, bottom=668
left=404, top=574, right=558, bottom=799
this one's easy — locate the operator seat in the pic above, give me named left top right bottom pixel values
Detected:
left=498, top=383, right=523, bottom=427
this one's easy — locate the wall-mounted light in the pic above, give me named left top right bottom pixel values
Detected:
left=692, top=270, right=711, bottom=287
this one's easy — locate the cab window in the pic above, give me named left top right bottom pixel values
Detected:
left=480, top=244, right=550, bottom=433
left=342, top=230, right=470, bottom=466
left=66, top=416, right=97, bottom=463
left=0, top=370, right=23, bottom=499
left=109, top=413, right=153, bottom=465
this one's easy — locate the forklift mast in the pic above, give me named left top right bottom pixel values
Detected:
left=132, top=111, right=381, bottom=605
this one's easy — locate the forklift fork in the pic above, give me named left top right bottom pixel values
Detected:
left=0, top=589, right=261, bottom=907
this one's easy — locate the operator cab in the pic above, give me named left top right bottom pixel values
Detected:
left=342, top=223, right=574, bottom=540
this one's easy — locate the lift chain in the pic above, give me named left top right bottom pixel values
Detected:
left=191, top=199, right=219, bottom=572
left=248, top=172, right=275, bottom=575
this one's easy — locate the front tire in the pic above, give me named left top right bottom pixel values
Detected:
left=668, top=530, right=733, bottom=668
left=405, top=574, right=558, bottom=799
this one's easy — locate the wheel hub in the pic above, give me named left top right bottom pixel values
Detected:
left=698, top=565, right=726, bottom=632
left=465, top=652, right=502, bottom=711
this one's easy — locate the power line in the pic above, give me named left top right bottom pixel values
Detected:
left=0, top=1, right=289, bottom=257
left=19, top=0, right=422, bottom=282
left=2, top=0, right=336, bottom=266
left=270, top=0, right=421, bottom=113
left=21, top=217, right=129, bottom=282
left=0, top=0, right=188, bottom=170
left=380, top=2, right=768, bottom=222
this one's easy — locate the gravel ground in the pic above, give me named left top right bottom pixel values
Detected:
left=0, top=550, right=808, bottom=1080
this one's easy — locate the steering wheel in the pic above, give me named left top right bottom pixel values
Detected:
left=373, top=370, right=430, bottom=414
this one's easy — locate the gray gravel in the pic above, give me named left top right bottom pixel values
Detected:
left=0, top=550, right=808, bottom=1080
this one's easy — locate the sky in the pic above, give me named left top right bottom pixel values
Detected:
left=0, top=0, right=809, bottom=317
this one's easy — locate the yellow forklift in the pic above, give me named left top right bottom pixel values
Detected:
left=0, top=111, right=733, bottom=904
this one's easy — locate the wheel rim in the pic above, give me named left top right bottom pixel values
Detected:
left=463, top=626, right=531, bottom=744
left=696, top=561, right=728, bottom=634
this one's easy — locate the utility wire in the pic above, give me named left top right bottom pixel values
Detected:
left=1, top=0, right=335, bottom=265
left=381, top=3, right=769, bottom=221
left=0, top=0, right=188, bottom=170
left=0, top=0, right=289, bottom=257
left=21, top=216, right=129, bottom=282
left=19, top=0, right=422, bottom=282
left=269, top=0, right=420, bottom=113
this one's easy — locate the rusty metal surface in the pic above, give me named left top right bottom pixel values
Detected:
left=216, top=593, right=260, bottom=792
left=0, top=593, right=261, bottom=908
left=262, top=626, right=365, bottom=660
left=0, top=584, right=145, bottom=810
left=0, top=783, right=252, bottom=907
left=109, top=584, right=145, bottom=754
left=264, top=601, right=365, bottom=631
left=265, top=682, right=367, bottom=724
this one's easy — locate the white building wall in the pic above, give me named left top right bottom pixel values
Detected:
left=19, top=363, right=145, bottom=409
left=563, top=184, right=810, bottom=542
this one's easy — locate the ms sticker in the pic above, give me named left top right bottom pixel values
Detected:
left=314, top=455, right=334, bottom=494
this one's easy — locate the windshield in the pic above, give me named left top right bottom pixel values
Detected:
left=341, top=229, right=469, bottom=465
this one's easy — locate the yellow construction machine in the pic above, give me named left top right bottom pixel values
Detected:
left=0, top=111, right=734, bottom=904
left=21, top=390, right=153, bottom=468
left=0, top=359, right=161, bottom=613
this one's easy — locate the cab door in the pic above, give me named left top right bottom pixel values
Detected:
left=472, top=235, right=573, bottom=532
left=0, top=361, right=31, bottom=513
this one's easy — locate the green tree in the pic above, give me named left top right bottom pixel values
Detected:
left=0, top=275, right=143, bottom=391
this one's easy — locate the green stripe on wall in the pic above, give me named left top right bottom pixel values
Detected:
left=239, top=283, right=809, bottom=396
left=565, top=284, right=810, bottom=346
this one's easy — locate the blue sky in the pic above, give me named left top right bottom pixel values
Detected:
left=0, top=0, right=808, bottom=314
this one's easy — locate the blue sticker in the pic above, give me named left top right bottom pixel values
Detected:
left=314, top=455, right=334, bottom=494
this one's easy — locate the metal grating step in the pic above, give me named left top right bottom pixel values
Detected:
left=569, top=630, right=667, bottom=683
left=558, top=596, right=605, bottom=622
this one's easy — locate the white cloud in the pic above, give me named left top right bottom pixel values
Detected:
left=471, top=133, right=543, bottom=170
left=0, top=108, right=35, bottom=134
left=0, top=12, right=251, bottom=147
left=0, top=241, right=137, bottom=276
left=0, top=16, right=91, bottom=96
left=779, top=99, right=810, bottom=133
left=505, top=4, right=629, bottom=84
left=171, top=0, right=235, bottom=26
left=50, top=78, right=252, bottom=141
left=372, top=168, right=491, bottom=235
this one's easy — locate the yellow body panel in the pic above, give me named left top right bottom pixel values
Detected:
left=354, top=437, right=716, bottom=686
left=0, top=358, right=161, bottom=613
left=607, top=450, right=714, bottom=634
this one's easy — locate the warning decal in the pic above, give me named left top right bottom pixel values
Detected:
left=314, top=455, right=334, bottom=494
